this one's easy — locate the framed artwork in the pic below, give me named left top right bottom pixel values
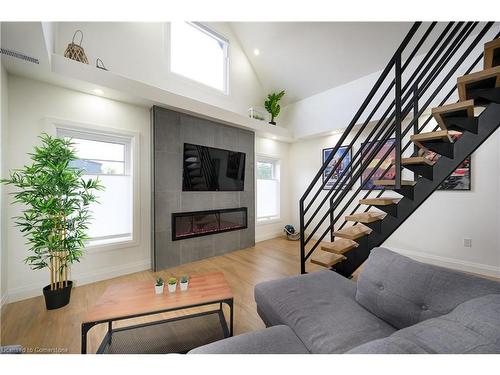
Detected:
left=322, top=146, right=352, bottom=190
left=360, top=138, right=396, bottom=190
left=424, top=132, right=471, bottom=191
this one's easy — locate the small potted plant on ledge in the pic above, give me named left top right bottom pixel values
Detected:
left=180, top=275, right=189, bottom=291
left=167, top=277, right=177, bottom=293
left=264, top=90, right=285, bottom=125
left=1, top=133, right=103, bottom=310
left=155, top=277, right=164, bottom=294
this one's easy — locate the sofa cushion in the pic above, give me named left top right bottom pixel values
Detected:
left=393, top=294, right=500, bottom=353
left=349, top=294, right=500, bottom=354
left=347, top=336, right=429, bottom=354
left=188, top=325, right=309, bottom=354
left=356, top=247, right=500, bottom=329
left=254, top=270, right=396, bottom=353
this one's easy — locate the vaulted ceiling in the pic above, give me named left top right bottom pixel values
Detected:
left=228, top=22, right=415, bottom=105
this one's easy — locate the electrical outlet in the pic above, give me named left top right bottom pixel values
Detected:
left=463, top=238, right=472, bottom=248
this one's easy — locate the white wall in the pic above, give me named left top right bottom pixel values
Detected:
left=383, top=130, right=500, bottom=277
left=54, top=22, right=265, bottom=116
left=289, top=124, right=500, bottom=277
left=282, top=70, right=379, bottom=139
left=4, top=76, right=151, bottom=303
left=255, top=136, right=292, bottom=242
left=1, top=49, right=9, bottom=308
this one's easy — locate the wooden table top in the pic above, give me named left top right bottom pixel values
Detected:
left=83, top=272, right=233, bottom=323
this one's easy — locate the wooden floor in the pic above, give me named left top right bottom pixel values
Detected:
left=0, top=237, right=325, bottom=354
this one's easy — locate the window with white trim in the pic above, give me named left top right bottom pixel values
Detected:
left=256, top=157, right=280, bottom=222
left=170, top=22, right=229, bottom=93
left=56, top=128, right=133, bottom=246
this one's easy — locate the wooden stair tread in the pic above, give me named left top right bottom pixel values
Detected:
left=484, top=38, right=500, bottom=69
left=359, top=197, right=399, bottom=206
left=373, top=179, right=416, bottom=186
left=333, top=224, right=372, bottom=240
left=432, top=100, right=475, bottom=131
left=411, top=130, right=452, bottom=149
left=321, top=238, right=359, bottom=255
left=457, top=66, right=500, bottom=101
left=311, top=250, right=346, bottom=268
left=484, top=38, right=500, bottom=51
left=432, top=100, right=475, bottom=114
left=345, top=211, right=386, bottom=223
left=402, top=156, right=436, bottom=166
left=411, top=130, right=452, bottom=142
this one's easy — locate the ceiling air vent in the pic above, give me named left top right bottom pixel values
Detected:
left=0, top=48, right=39, bottom=64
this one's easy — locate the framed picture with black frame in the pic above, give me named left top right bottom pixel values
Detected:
left=360, top=138, right=396, bottom=190
left=322, top=145, right=352, bottom=190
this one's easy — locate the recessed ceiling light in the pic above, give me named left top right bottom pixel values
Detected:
left=93, top=88, right=104, bottom=95
left=253, top=48, right=260, bottom=56
left=271, top=136, right=277, bottom=140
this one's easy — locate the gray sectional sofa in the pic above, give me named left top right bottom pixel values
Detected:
left=190, top=247, right=500, bottom=354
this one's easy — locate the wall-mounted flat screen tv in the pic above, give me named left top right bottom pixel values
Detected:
left=183, top=143, right=246, bottom=191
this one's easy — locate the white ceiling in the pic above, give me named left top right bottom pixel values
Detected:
left=229, top=22, right=416, bottom=104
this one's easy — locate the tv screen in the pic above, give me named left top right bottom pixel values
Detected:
left=183, top=143, right=246, bottom=191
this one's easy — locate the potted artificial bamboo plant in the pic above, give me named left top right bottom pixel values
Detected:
left=1, top=133, right=103, bottom=310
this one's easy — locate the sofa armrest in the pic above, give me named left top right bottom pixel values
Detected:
left=188, top=325, right=309, bottom=354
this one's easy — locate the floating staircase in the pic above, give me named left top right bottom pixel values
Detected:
left=300, top=22, right=500, bottom=277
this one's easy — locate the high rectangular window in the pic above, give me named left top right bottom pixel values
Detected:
left=56, top=128, right=133, bottom=245
left=256, top=157, right=280, bottom=221
left=170, top=22, right=229, bottom=93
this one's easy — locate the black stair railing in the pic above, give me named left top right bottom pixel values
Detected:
left=331, top=23, right=496, bottom=234
left=299, top=21, right=497, bottom=274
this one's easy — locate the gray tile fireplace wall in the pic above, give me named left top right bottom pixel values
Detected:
left=151, top=106, right=255, bottom=270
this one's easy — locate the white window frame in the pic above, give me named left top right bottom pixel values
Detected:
left=56, top=128, right=132, bottom=177
left=44, top=118, right=140, bottom=253
left=168, top=22, right=230, bottom=95
left=256, top=155, right=281, bottom=224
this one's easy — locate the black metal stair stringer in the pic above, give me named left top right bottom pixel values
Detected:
left=468, top=87, right=500, bottom=105
left=333, top=102, right=500, bottom=278
left=403, top=163, right=434, bottom=180
left=444, top=116, right=479, bottom=134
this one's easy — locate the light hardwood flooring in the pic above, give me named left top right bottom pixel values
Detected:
left=0, top=237, right=326, bottom=354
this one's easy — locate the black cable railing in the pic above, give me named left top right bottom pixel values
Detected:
left=335, top=48, right=492, bottom=233
left=305, top=23, right=473, bottom=245
left=299, top=21, right=497, bottom=274
left=333, top=23, right=490, bottom=232
left=303, top=22, right=465, bottom=226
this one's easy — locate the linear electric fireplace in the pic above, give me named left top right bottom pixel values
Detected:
left=172, top=207, right=248, bottom=241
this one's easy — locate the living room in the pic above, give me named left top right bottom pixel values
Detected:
left=1, top=1, right=500, bottom=372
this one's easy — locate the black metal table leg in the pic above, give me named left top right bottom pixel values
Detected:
left=108, top=321, right=113, bottom=344
left=81, top=323, right=92, bottom=354
left=228, top=299, right=234, bottom=337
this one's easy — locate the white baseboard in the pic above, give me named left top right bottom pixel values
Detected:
left=389, top=247, right=500, bottom=278
left=6, top=258, right=151, bottom=304
left=1, top=291, right=7, bottom=310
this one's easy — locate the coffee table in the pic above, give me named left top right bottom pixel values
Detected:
left=81, top=271, right=234, bottom=354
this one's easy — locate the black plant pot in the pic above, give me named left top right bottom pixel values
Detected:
left=269, top=121, right=276, bottom=125
left=42, top=281, right=73, bottom=310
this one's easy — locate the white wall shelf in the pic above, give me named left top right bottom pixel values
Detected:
left=50, top=54, right=294, bottom=142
